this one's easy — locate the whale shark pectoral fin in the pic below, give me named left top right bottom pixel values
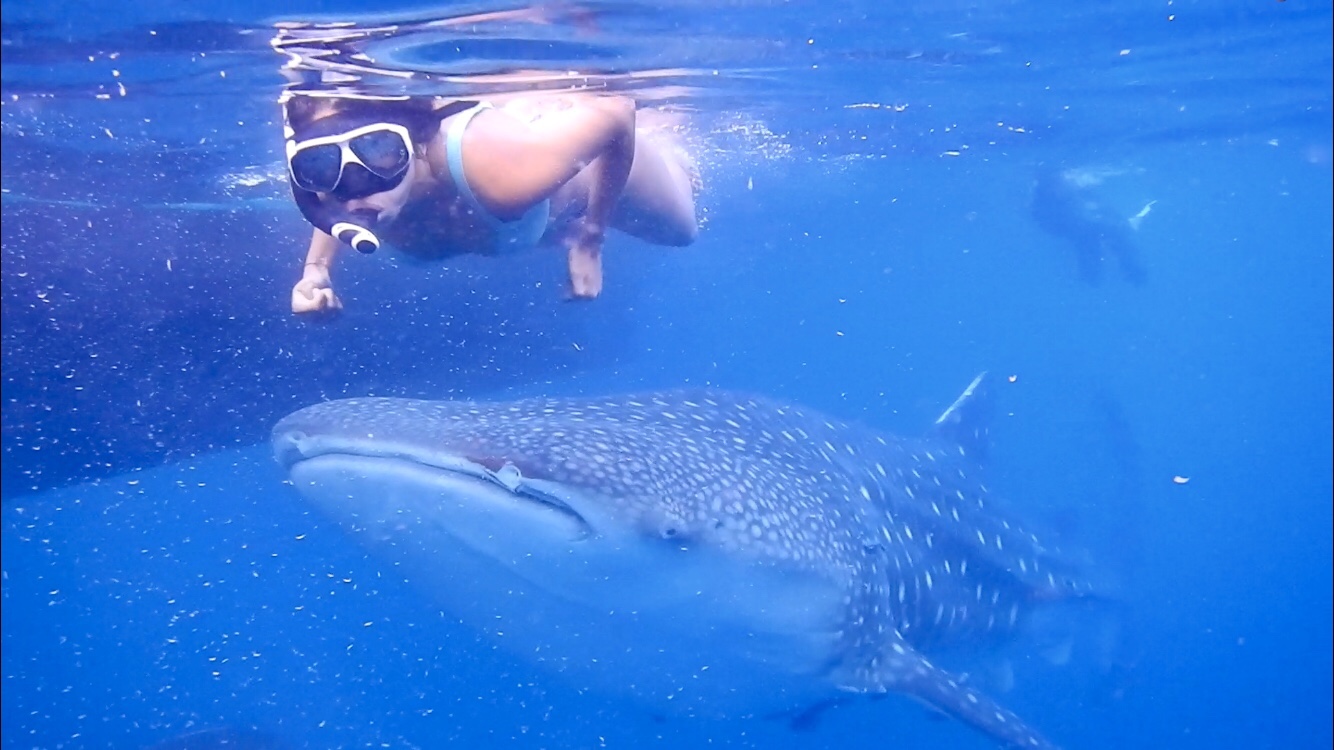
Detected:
left=842, top=638, right=1060, bottom=750
left=899, top=660, right=1059, bottom=750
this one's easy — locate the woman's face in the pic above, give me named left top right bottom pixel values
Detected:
left=337, top=156, right=419, bottom=222
left=298, top=107, right=420, bottom=222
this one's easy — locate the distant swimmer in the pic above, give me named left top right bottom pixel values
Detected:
left=282, top=91, right=700, bottom=314
left=1030, top=166, right=1150, bottom=286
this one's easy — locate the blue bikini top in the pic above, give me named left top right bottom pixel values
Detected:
left=445, top=103, right=551, bottom=253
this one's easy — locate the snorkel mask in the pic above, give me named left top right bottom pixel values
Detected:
left=283, top=105, right=417, bottom=254
left=282, top=96, right=478, bottom=254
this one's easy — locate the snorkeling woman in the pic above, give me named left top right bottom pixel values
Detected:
left=282, top=92, right=700, bottom=314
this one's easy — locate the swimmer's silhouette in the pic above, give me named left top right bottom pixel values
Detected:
left=1030, top=166, right=1147, bottom=286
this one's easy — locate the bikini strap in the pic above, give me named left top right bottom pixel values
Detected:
left=445, top=102, right=498, bottom=225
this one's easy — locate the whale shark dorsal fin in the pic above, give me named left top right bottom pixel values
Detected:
left=931, top=372, right=992, bottom=462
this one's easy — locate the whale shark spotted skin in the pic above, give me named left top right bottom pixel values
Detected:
left=273, top=374, right=1091, bottom=749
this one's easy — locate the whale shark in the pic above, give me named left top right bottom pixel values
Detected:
left=272, top=374, right=1096, bottom=749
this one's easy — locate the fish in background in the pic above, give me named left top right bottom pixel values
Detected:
left=1030, top=165, right=1155, bottom=286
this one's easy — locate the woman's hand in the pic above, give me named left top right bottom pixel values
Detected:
left=566, top=221, right=605, bottom=299
left=291, top=264, right=343, bottom=314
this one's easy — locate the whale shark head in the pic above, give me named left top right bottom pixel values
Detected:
left=271, top=392, right=852, bottom=656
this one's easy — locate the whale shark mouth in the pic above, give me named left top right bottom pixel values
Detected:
left=273, top=431, right=593, bottom=537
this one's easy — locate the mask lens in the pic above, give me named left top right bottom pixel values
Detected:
left=331, top=162, right=404, bottom=201
left=289, top=144, right=344, bottom=193
left=350, top=130, right=411, bottom=179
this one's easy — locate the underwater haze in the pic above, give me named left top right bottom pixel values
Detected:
left=2, top=1, right=1331, bottom=749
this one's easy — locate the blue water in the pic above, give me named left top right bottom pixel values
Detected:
left=3, top=1, right=1331, bottom=748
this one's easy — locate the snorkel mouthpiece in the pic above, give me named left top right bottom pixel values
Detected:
left=290, top=181, right=382, bottom=254
left=331, top=220, right=380, bottom=254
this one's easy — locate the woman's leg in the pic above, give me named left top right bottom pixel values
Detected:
left=609, top=116, right=700, bottom=247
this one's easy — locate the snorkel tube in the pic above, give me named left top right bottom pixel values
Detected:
left=289, top=182, right=381, bottom=254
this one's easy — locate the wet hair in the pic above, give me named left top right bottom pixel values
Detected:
left=283, top=94, right=460, bottom=145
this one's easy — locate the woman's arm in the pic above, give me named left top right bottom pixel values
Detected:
left=291, top=228, right=343, bottom=314
left=539, top=96, right=635, bottom=239
left=463, top=95, right=635, bottom=220
left=461, top=95, right=636, bottom=297
left=562, top=98, right=635, bottom=297
left=421, top=94, right=638, bottom=297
